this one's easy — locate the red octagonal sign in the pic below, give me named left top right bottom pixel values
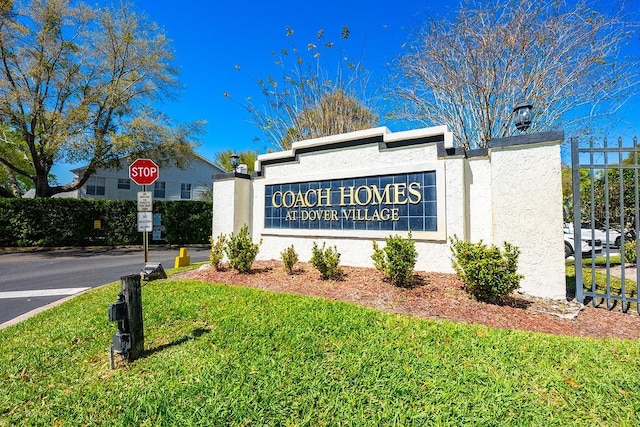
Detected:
left=129, top=158, right=159, bottom=186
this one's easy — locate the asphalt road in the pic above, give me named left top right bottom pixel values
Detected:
left=0, top=246, right=209, bottom=327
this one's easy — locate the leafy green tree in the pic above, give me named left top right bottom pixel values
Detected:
left=0, top=125, right=34, bottom=197
left=227, top=27, right=377, bottom=150
left=0, top=0, right=202, bottom=197
left=583, top=145, right=640, bottom=229
left=390, top=0, right=639, bottom=149
left=213, top=149, right=258, bottom=173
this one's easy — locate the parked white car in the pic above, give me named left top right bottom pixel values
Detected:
left=563, top=226, right=603, bottom=258
left=564, top=223, right=621, bottom=248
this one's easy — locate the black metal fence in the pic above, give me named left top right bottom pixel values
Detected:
left=571, top=136, right=640, bottom=313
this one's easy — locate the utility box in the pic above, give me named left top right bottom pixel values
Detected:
left=108, top=275, right=144, bottom=366
left=108, top=293, right=131, bottom=355
left=108, top=300, right=126, bottom=322
left=112, top=331, right=131, bottom=354
left=140, top=263, right=167, bottom=281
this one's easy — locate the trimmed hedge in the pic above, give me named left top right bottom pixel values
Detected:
left=0, top=198, right=212, bottom=247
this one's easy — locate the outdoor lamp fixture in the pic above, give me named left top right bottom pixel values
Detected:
left=230, top=153, right=240, bottom=172
left=512, top=102, right=533, bottom=132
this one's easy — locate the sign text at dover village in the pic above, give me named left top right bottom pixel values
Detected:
left=265, top=171, right=437, bottom=232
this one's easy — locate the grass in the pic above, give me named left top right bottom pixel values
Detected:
left=2, top=273, right=640, bottom=426
left=565, top=254, right=623, bottom=267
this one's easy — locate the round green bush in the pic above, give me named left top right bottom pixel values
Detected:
left=449, top=236, right=523, bottom=303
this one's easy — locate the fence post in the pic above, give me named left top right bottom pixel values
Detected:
left=571, top=137, right=584, bottom=304
left=121, top=274, right=144, bottom=361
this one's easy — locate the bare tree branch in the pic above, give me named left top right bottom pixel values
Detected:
left=388, top=0, right=640, bottom=149
left=228, top=27, right=377, bottom=151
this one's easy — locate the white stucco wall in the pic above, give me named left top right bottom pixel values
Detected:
left=212, top=176, right=252, bottom=237
left=212, top=178, right=235, bottom=238
left=443, top=158, right=466, bottom=246
left=489, top=142, right=565, bottom=299
left=466, top=158, right=493, bottom=243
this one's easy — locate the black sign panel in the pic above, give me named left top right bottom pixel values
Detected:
left=264, top=171, right=437, bottom=232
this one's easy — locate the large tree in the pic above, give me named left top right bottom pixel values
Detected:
left=390, top=0, right=640, bottom=149
left=0, top=0, right=201, bottom=197
left=227, top=27, right=377, bottom=151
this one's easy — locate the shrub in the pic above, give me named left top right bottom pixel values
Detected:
left=310, top=242, right=341, bottom=279
left=225, top=224, right=261, bottom=273
left=162, top=201, right=213, bottom=244
left=281, top=245, right=299, bottom=274
left=0, top=198, right=212, bottom=247
left=449, top=236, right=523, bottom=303
left=209, top=233, right=227, bottom=270
left=624, top=240, right=637, bottom=264
left=371, top=232, right=417, bottom=287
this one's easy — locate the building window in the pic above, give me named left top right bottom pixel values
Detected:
left=86, top=176, right=105, bottom=196
left=154, top=181, right=166, bottom=199
left=117, top=178, right=130, bottom=190
left=181, top=183, right=192, bottom=200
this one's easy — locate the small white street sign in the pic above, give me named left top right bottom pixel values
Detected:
left=137, top=191, right=153, bottom=212
left=137, top=212, right=153, bottom=232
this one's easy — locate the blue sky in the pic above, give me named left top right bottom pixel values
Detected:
left=53, top=0, right=639, bottom=182
left=141, top=0, right=436, bottom=148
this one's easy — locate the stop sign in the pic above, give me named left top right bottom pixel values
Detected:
left=129, top=158, right=159, bottom=186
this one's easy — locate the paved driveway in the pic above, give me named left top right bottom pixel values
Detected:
left=0, top=247, right=209, bottom=328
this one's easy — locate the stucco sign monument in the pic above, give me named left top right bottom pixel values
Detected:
left=212, top=125, right=565, bottom=300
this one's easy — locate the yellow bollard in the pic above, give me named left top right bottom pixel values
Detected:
left=174, top=247, right=191, bottom=268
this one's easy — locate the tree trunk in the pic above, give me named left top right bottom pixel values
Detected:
left=34, top=172, right=53, bottom=198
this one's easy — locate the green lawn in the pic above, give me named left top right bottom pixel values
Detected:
left=1, top=276, right=639, bottom=426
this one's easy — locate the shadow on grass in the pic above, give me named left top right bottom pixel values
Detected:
left=142, top=327, right=211, bottom=358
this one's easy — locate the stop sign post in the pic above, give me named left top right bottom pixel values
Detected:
left=129, top=159, right=159, bottom=186
left=129, top=159, right=159, bottom=264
